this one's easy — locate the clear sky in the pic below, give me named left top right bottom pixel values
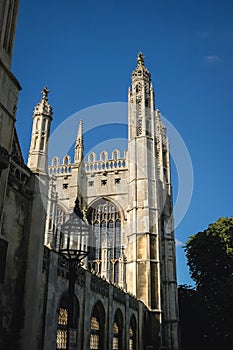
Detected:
left=12, top=0, right=233, bottom=286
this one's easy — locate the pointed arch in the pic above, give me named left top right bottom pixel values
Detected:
left=87, top=198, right=124, bottom=284
left=113, top=308, right=123, bottom=350
left=36, top=117, right=40, bottom=130
left=100, top=151, right=108, bottom=161
left=52, top=156, right=60, bottom=167
left=128, top=314, right=137, bottom=350
left=63, top=155, right=71, bottom=165
left=112, top=149, right=120, bottom=160
left=56, top=292, right=79, bottom=350
left=41, top=118, right=47, bottom=131
left=90, top=300, right=105, bottom=350
left=88, top=152, right=96, bottom=163
left=87, top=197, right=126, bottom=221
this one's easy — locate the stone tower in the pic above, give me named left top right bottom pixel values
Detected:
left=127, top=52, right=159, bottom=307
left=127, top=53, right=179, bottom=349
left=27, top=87, right=53, bottom=174
left=46, top=53, right=179, bottom=350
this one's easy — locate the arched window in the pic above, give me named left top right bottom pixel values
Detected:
left=56, top=293, right=79, bottom=350
left=112, top=309, right=123, bottom=350
left=40, top=136, right=45, bottom=151
left=36, top=118, right=40, bottom=130
left=87, top=199, right=122, bottom=283
left=42, top=118, right=46, bottom=131
left=90, top=301, right=105, bottom=350
left=128, top=315, right=136, bottom=350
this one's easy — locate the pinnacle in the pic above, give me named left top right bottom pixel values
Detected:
left=137, top=52, right=145, bottom=65
left=131, top=52, right=150, bottom=81
left=41, top=86, right=50, bottom=100
left=33, top=87, right=53, bottom=118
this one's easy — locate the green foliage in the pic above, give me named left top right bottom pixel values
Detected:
left=180, top=217, right=233, bottom=349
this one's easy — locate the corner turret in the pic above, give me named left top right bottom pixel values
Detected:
left=27, top=87, right=53, bottom=174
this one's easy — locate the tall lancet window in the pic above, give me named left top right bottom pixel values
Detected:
left=88, top=199, right=121, bottom=283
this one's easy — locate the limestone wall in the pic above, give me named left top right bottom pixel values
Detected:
left=42, top=248, right=148, bottom=350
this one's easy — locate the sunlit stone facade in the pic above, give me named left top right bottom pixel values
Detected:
left=0, top=1, right=179, bottom=348
left=44, top=53, right=179, bottom=349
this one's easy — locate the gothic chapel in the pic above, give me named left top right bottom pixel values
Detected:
left=0, top=0, right=179, bottom=349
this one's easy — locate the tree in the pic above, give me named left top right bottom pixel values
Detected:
left=182, top=217, right=233, bottom=349
left=178, top=285, right=204, bottom=350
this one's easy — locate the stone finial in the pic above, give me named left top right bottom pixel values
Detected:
left=33, top=87, right=53, bottom=118
left=41, top=86, right=50, bottom=100
left=131, top=52, right=151, bottom=81
left=137, top=52, right=145, bottom=65
left=77, top=120, right=83, bottom=142
left=74, top=120, right=84, bottom=163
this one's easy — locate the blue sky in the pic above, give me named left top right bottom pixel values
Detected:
left=12, top=0, right=233, bottom=285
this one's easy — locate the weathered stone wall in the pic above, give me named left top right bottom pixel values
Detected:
left=42, top=248, right=147, bottom=350
left=0, top=170, right=32, bottom=349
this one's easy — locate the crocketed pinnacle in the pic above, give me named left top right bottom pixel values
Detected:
left=131, top=52, right=151, bottom=81
left=33, top=86, right=53, bottom=118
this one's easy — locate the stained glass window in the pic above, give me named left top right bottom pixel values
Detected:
left=88, top=200, right=122, bottom=283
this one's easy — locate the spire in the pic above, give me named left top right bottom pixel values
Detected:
left=27, top=87, right=53, bottom=174
left=77, top=119, right=83, bottom=142
left=74, top=120, right=84, bottom=163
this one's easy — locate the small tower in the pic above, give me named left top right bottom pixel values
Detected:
left=74, top=120, right=84, bottom=164
left=28, top=87, right=53, bottom=174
